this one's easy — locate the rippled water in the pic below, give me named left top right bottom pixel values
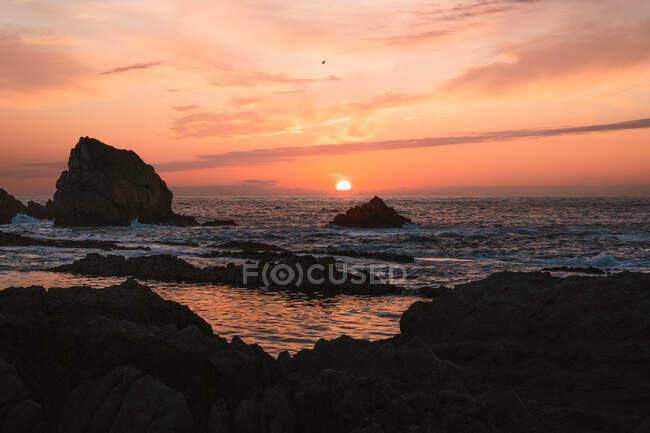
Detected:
left=1, top=196, right=649, bottom=354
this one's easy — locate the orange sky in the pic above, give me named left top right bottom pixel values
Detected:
left=1, top=0, right=650, bottom=195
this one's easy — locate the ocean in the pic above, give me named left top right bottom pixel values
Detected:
left=1, top=196, right=649, bottom=355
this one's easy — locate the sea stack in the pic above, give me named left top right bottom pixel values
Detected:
left=330, top=196, right=412, bottom=228
left=52, top=137, right=196, bottom=227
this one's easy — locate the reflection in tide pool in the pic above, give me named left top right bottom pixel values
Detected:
left=0, top=271, right=425, bottom=356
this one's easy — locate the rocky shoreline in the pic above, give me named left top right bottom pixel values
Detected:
left=0, top=231, right=150, bottom=251
left=1, top=271, right=649, bottom=433
left=49, top=252, right=401, bottom=295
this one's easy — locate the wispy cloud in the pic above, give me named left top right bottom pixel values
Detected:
left=170, top=110, right=283, bottom=138
left=0, top=161, right=66, bottom=179
left=171, top=105, right=203, bottom=112
left=241, top=179, right=277, bottom=186
left=443, top=19, right=650, bottom=94
left=158, top=118, right=650, bottom=171
left=213, top=72, right=340, bottom=87
left=0, top=34, right=91, bottom=93
left=379, top=29, right=452, bottom=45
left=230, top=96, right=260, bottom=106
left=100, top=61, right=164, bottom=75
left=383, top=0, right=540, bottom=45
left=169, top=91, right=428, bottom=139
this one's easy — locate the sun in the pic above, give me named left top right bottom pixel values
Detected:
left=336, top=180, right=352, bottom=191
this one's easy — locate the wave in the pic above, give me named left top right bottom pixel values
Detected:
left=11, top=213, right=49, bottom=225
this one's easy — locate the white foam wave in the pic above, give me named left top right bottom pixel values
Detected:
left=11, top=213, right=44, bottom=225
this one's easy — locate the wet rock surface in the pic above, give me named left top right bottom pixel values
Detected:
left=1, top=272, right=648, bottom=432
left=0, top=231, right=150, bottom=251
left=49, top=252, right=400, bottom=295
left=330, top=196, right=412, bottom=228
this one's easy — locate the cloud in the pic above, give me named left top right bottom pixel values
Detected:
left=0, top=161, right=66, bottom=179
left=273, top=89, right=306, bottom=95
left=379, top=29, right=453, bottom=45
left=157, top=117, right=650, bottom=171
left=171, top=110, right=286, bottom=138
left=169, top=91, right=427, bottom=139
left=230, top=96, right=260, bottom=106
left=171, top=105, right=203, bottom=112
left=409, top=0, right=539, bottom=19
left=170, top=182, right=319, bottom=196
left=100, top=61, right=164, bottom=75
left=241, top=179, right=278, bottom=185
left=213, top=72, right=340, bottom=87
left=383, top=0, right=539, bottom=45
left=443, top=19, right=650, bottom=94
left=0, top=33, right=91, bottom=93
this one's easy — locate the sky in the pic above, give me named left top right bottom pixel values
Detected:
left=1, top=0, right=650, bottom=196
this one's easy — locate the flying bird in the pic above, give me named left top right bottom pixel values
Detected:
left=321, top=59, right=326, bottom=64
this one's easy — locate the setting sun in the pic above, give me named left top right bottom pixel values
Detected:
left=336, top=180, right=352, bottom=191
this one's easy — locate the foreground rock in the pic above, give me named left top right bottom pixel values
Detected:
left=3, top=272, right=648, bottom=432
left=0, top=279, right=274, bottom=433
left=0, top=231, right=150, bottom=251
left=330, top=196, right=412, bottom=228
left=400, top=271, right=650, bottom=433
left=51, top=137, right=198, bottom=227
left=50, top=252, right=399, bottom=295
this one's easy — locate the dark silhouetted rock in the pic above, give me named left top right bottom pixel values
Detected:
left=0, top=188, right=24, bottom=224
left=0, top=279, right=276, bottom=433
left=400, top=271, right=650, bottom=433
left=51, top=136, right=197, bottom=227
left=330, top=196, right=412, bottom=228
left=24, top=199, right=55, bottom=220
left=50, top=252, right=400, bottom=295
left=0, top=231, right=150, bottom=250
left=216, top=241, right=288, bottom=252
left=202, top=219, right=237, bottom=227
left=303, top=248, right=414, bottom=263
left=59, top=365, right=193, bottom=433
left=418, top=285, right=451, bottom=298
left=0, top=188, right=55, bottom=223
left=0, top=359, right=45, bottom=433
left=2, top=272, right=650, bottom=432
left=205, top=243, right=414, bottom=263
left=542, top=266, right=606, bottom=274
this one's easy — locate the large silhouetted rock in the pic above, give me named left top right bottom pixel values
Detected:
left=330, top=196, right=412, bottom=228
left=0, top=188, right=24, bottom=224
left=52, top=137, right=197, bottom=227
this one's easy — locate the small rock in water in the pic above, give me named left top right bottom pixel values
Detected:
left=202, top=218, right=237, bottom=226
left=330, top=196, right=412, bottom=228
left=542, top=266, right=606, bottom=275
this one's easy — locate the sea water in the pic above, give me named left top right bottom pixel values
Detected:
left=1, top=196, right=648, bottom=354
